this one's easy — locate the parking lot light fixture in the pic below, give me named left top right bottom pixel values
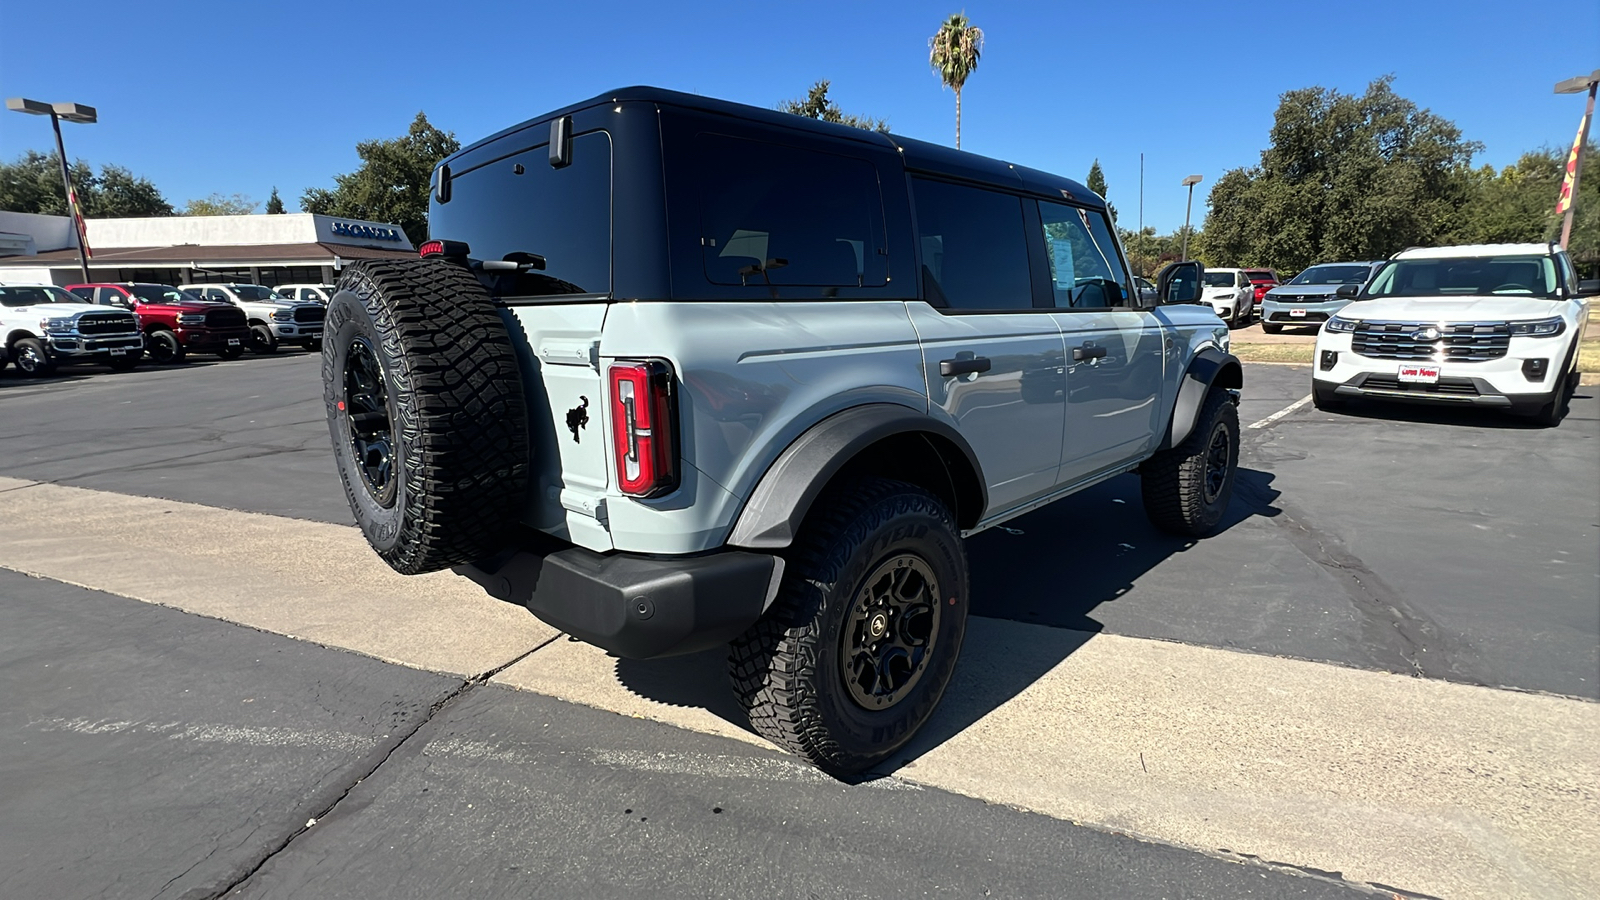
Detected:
left=1181, top=174, right=1203, bottom=262
left=5, top=97, right=98, bottom=283
left=1553, top=71, right=1599, bottom=250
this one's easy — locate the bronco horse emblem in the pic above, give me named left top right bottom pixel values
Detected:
left=566, top=396, right=590, bottom=442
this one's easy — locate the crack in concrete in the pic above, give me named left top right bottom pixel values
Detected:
left=196, top=634, right=561, bottom=899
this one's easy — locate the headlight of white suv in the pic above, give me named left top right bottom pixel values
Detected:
left=1324, top=316, right=1359, bottom=333
left=1506, top=316, right=1564, bottom=337
left=40, top=317, right=75, bottom=333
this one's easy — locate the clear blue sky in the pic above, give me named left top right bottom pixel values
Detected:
left=1, top=0, right=1594, bottom=232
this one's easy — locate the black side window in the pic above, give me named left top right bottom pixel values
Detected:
left=1037, top=199, right=1128, bottom=309
left=69, top=287, right=94, bottom=301
left=698, top=134, right=886, bottom=288
left=912, top=178, right=1031, bottom=310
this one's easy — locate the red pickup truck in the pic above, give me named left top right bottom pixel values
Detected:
left=68, top=283, right=251, bottom=363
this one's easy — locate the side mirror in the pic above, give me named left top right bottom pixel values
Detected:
left=1156, top=261, right=1204, bottom=305
left=1335, top=283, right=1360, bottom=299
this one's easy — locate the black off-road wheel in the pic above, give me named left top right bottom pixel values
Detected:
left=148, top=329, right=185, bottom=364
left=1140, top=388, right=1240, bottom=537
left=728, top=477, right=969, bottom=778
left=249, top=324, right=278, bottom=354
left=323, top=257, right=529, bottom=575
left=12, top=338, right=56, bottom=377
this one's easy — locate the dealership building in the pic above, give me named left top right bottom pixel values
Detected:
left=0, top=211, right=415, bottom=288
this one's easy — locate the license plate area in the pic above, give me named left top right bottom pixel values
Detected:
left=1289, top=307, right=1307, bottom=317
left=109, top=348, right=129, bottom=356
left=227, top=338, right=241, bottom=346
left=1397, top=364, right=1440, bottom=383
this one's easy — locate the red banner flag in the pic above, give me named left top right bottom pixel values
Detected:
left=68, top=187, right=93, bottom=259
left=1555, top=113, right=1587, bottom=217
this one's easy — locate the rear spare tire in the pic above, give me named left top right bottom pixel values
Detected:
left=323, top=258, right=530, bottom=575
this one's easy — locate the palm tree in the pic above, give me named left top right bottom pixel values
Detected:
left=928, top=13, right=984, bottom=149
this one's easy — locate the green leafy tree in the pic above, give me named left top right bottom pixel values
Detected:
left=183, top=193, right=258, bottom=216
left=777, top=80, right=888, bottom=132
left=0, top=150, right=174, bottom=217
left=301, top=112, right=459, bottom=242
left=1203, top=77, right=1480, bottom=271
left=1450, top=143, right=1598, bottom=261
left=266, top=186, right=286, bottom=214
left=1085, top=159, right=1116, bottom=221
left=928, top=13, right=984, bottom=149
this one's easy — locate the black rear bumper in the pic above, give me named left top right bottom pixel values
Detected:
left=455, top=542, right=782, bottom=659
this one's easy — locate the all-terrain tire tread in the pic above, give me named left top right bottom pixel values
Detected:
left=727, top=477, right=959, bottom=775
left=1139, top=389, right=1238, bottom=536
left=327, top=258, right=529, bottom=574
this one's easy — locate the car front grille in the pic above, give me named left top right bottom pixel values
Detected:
left=77, top=313, right=139, bottom=336
left=292, top=305, right=325, bottom=325
left=1271, top=294, right=1332, bottom=304
left=1357, top=374, right=1481, bottom=397
left=1268, top=311, right=1329, bottom=322
left=206, top=308, right=247, bottom=328
left=1351, top=321, right=1509, bottom=362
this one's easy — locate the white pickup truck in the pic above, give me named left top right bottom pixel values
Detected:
left=0, top=284, right=144, bottom=376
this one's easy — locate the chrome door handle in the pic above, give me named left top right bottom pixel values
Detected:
left=1072, top=345, right=1108, bottom=361
left=939, top=356, right=993, bottom=377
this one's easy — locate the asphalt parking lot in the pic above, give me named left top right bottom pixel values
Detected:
left=1, top=351, right=1596, bottom=899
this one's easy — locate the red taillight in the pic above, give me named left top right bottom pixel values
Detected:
left=419, top=240, right=444, bottom=257
left=609, top=360, right=678, bottom=498
left=419, top=239, right=469, bottom=259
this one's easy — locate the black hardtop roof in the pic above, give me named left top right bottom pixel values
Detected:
left=447, top=86, right=1105, bottom=210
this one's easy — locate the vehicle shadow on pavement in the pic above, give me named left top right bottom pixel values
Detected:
left=612, top=468, right=1283, bottom=777
left=1325, top=393, right=1591, bottom=429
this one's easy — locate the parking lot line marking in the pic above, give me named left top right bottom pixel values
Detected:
left=1248, top=393, right=1312, bottom=429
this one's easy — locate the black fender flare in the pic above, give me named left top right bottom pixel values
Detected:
left=1160, top=347, right=1243, bottom=450
left=726, top=403, right=987, bottom=550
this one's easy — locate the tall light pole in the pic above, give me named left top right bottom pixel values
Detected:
left=1180, top=174, right=1203, bottom=261
left=1554, top=70, right=1599, bottom=251
left=5, top=97, right=98, bottom=284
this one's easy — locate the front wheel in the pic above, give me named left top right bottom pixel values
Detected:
left=1261, top=321, right=1283, bottom=334
left=1140, top=388, right=1240, bottom=537
left=249, top=324, right=278, bottom=354
left=147, top=329, right=185, bottom=364
left=12, top=338, right=56, bottom=377
left=729, top=477, right=969, bottom=777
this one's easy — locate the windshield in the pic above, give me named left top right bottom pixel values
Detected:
left=233, top=285, right=286, bottom=301
left=130, top=284, right=205, bottom=304
left=1289, top=264, right=1371, bottom=285
left=1203, top=272, right=1235, bottom=288
left=1365, top=255, right=1559, bottom=299
left=0, top=285, right=84, bottom=307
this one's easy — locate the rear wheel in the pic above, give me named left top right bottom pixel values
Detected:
left=12, top=338, right=55, bottom=377
left=1140, top=388, right=1239, bottom=537
left=324, top=258, right=530, bottom=575
left=729, top=477, right=968, bottom=777
left=147, top=329, right=185, bottom=364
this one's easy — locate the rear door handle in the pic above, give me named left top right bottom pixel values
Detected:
left=939, top=356, right=992, bottom=377
left=1072, top=345, right=1108, bottom=361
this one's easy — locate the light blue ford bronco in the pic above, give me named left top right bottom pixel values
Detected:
left=323, top=87, right=1240, bottom=776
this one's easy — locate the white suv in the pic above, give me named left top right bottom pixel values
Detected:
left=1312, top=243, right=1591, bottom=426
left=1200, top=267, right=1255, bottom=327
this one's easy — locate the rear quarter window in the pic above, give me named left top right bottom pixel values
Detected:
left=697, top=134, right=887, bottom=288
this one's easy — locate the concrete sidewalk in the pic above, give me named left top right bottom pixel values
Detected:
left=0, top=475, right=1594, bottom=900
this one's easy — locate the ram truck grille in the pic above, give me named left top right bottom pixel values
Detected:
left=292, top=306, right=325, bottom=325
left=76, top=313, right=139, bottom=336
left=1351, top=321, right=1510, bottom=362
left=206, top=308, right=247, bottom=328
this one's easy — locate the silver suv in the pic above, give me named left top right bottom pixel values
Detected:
left=321, top=87, right=1242, bottom=776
